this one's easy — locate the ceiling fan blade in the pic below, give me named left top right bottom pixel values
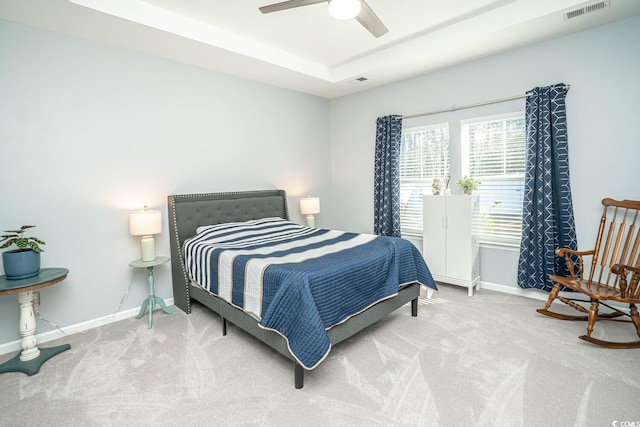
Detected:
left=259, top=0, right=327, bottom=14
left=355, top=0, right=388, bottom=38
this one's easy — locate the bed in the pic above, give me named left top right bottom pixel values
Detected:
left=167, top=189, right=437, bottom=388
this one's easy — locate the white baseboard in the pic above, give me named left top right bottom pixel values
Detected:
left=0, top=298, right=174, bottom=356
left=480, top=280, right=591, bottom=302
left=479, top=281, right=630, bottom=313
left=479, top=281, right=550, bottom=301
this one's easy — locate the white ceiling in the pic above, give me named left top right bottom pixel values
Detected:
left=2, top=0, right=639, bottom=98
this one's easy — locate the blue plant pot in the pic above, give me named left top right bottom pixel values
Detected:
left=2, top=249, right=41, bottom=280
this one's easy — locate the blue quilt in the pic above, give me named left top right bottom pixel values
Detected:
left=183, top=218, right=436, bottom=369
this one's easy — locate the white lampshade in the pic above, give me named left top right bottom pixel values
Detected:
left=299, top=196, right=320, bottom=215
left=129, top=208, right=162, bottom=236
left=129, top=207, right=162, bottom=262
left=328, top=0, right=361, bottom=20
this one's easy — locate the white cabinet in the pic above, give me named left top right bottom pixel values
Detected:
left=423, top=195, right=480, bottom=296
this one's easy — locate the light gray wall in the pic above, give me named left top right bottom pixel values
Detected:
left=330, top=15, right=640, bottom=291
left=0, top=19, right=331, bottom=344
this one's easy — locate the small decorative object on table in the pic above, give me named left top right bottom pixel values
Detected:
left=456, top=176, right=480, bottom=195
left=432, top=178, right=441, bottom=195
left=443, top=176, right=451, bottom=195
left=0, top=225, right=46, bottom=280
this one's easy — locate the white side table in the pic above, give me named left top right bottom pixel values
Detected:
left=128, top=256, right=172, bottom=329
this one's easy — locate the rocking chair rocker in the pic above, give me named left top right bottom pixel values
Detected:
left=537, top=198, right=640, bottom=349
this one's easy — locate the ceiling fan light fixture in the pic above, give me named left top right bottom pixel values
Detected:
left=328, top=0, right=362, bottom=20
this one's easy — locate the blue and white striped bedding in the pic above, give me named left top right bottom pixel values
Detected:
left=183, top=217, right=437, bottom=369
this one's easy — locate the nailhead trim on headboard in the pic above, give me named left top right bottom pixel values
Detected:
left=167, top=189, right=290, bottom=314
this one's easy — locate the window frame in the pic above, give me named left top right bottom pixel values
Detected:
left=399, top=122, right=450, bottom=236
left=461, top=111, right=526, bottom=248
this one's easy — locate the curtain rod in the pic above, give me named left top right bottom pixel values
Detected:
left=399, top=84, right=570, bottom=120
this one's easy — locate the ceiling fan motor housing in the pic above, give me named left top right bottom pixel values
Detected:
left=328, top=0, right=362, bottom=20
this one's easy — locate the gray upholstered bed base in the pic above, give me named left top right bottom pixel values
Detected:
left=167, top=189, right=419, bottom=389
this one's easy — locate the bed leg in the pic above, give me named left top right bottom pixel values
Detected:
left=222, top=317, right=227, bottom=336
left=294, top=363, right=304, bottom=389
left=411, top=298, right=418, bottom=317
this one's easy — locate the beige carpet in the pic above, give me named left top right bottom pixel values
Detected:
left=1, top=284, right=638, bottom=427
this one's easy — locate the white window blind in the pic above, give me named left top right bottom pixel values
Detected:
left=462, top=114, right=526, bottom=246
left=400, top=124, right=450, bottom=235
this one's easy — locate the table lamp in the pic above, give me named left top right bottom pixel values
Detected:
left=299, top=195, right=320, bottom=227
left=129, top=206, right=162, bottom=262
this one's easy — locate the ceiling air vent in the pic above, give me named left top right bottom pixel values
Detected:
left=564, top=0, right=610, bottom=20
left=348, top=76, right=369, bottom=85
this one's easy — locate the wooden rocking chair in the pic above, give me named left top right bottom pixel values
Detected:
left=537, top=198, right=640, bottom=349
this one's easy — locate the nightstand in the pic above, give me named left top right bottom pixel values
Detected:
left=128, top=256, right=172, bottom=329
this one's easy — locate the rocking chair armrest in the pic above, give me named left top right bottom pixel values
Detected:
left=611, top=263, right=640, bottom=276
left=555, top=248, right=594, bottom=279
left=555, top=248, right=595, bottom=258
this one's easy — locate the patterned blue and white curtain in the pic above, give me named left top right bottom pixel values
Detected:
left=518, top=83, right=578, bottom=291
left=374, top=115, right=402, bottom=237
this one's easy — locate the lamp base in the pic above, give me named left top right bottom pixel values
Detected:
left=140, top=235, right=156, bottom=262
left=305, top=215, right=315, bottom=228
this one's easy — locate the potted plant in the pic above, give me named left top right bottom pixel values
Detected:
left=1, top=225, right=46, bottom=280
left=456, top=176, right=480, bottom=195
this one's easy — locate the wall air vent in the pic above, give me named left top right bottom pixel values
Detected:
left=564, top=0, right=610, bottom=20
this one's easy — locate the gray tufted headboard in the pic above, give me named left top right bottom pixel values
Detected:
left=167, top=189, right=290, bottom=313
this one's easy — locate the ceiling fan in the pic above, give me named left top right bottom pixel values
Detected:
left=259, top=0, right=389, bottom=38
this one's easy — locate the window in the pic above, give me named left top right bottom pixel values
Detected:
left=400, top=124, right=450, bottom=235
left=461, top=113, right=526, bottom=246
